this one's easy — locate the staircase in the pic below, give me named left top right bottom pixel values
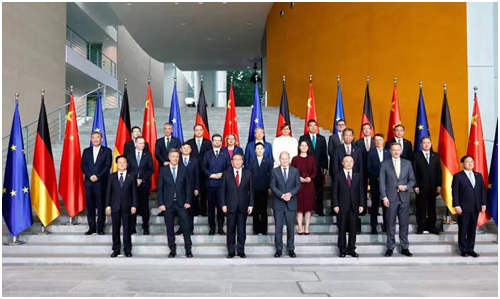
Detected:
left=3, top=106, right=498, bottom=266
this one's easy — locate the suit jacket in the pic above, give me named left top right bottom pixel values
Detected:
left=412, top=151, right=442, bottom=194
left=123, top=139, right=150, bottom=157
left=186, top=137, right=212, bottom=161
left=81, top=146, right=112, bottom=186
left=155, top=136, right=182, bottom=166
left=367, top=148, right=391, bottom=179
left=201, top=148, right=231, bottom=188
left=331, top=143, right=363, bottom=178
left=180, top=156, right=200, bottom=192
left=299, top=133, right=328, bottom=171
left=219, top=168, right=254, bottom=213
left=105, top=171, right=138, bottom=212
left=452, top=171, right=487, bottom=213
left=157, top=164, right=193, bottom=208
left=355, top=137, right=375, bottom=174
left=270, top=166, right=301, bottom=211
left=126, top=150, right=154, bottom=190
left=244, top=140, right=273, bottom=166
left=248, top=156, right=273, bottom=191
left=332, top=170, right=366, bottom=213
left=221, top=146, right=244, bottom=160
left=385, top=138, right=413, bottom=161
left=379, top=158, right=416, bottom=203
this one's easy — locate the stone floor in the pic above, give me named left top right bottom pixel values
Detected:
left=2, top=264, right=498, bottom=297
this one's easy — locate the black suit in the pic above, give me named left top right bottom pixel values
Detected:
left=155, top=136, right=181, bottom=167
left=124, top=139, right=150, bottom=157
left=332, top=170, right=366, bottom=253
left=81, top=146, right=112, bottom=232
left=106, top=171, right=138, bottom=253
left=186, top=137, right=212, bottom=216
left=180, top=155, right=200, bottom=234
left=367, top=148, right=391, bottom=230
left=299, top=133, right=328, bottom=215
left=413, top=151, right=442, bottom=232
left=452, top=171, right=487, bottom=254
left=157, top=165, right=193, bottom=252
left=355, top=137, right=375, bottom=187
left=220, top=168, right=254, bottom=254
left=126, top=150, right=154, bottom=231
left=248, top=156, right=273, bottom=234
left=385, top=138, right=413, bottom=161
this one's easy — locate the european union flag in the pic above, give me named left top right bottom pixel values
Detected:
left=90, top=89, right=107, bottom=147
left=487, top=121, right=498, bottom=226
left=169, top=81, right=184, bottom=143
left=414, top=87, right=430, bottom=151
left=248, top=82, right=265, bottom=143
left=334, top=79, right=345, bottom=133
left=2, top=102, right=33, bottom=236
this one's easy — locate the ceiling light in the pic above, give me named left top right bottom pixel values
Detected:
left=246, top=22, right=251, bottom=26
left=127, top=3, right=132, bottom=5
left=222, top=2, right=227, bottom=4
left=181, top=22, right=186, bottom=26
left=207, top=37, right=212, bottom=41
left=227, top=37, right=231, bottom=41
left=247, top=66, right=251, bottom=69
left=198, top=2, right=203, bottom=4
left=174, top=2, right=179, bottom=4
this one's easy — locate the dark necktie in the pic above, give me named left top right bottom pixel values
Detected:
left=235, top=170, right=240, bottom=187
left=215, top=150, right=219, bottom=158
left=283, top=168, right=288, bottom=182
left=119, top=173, right=124, bottom=188
left=166, top=138, right=171, bottom=150
left=172, top=167, right=177, bottom=183
left=347, top=171, right=351, bottom=188
left=425, top=152, right=430, bottom=164
left=184, top=157, right=188, bottom=167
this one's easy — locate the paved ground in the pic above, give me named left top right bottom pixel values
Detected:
left=2, top=264, right=498, bottom=297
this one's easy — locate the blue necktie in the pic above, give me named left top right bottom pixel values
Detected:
left=172, top=167, right=177, bottom=183
left=119, top=173, right=124, bottom=188
left=312, top=135, right=316, bottom=149
left=184, top=157, right=188, bottom=167
left=468, top=172, right=475, bottom=188
left=136, top=151, right=141, bottom=166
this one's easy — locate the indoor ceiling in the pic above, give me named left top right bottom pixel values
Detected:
left=109, top=2, right=273, bottom=71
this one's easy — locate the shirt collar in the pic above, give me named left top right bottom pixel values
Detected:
left=464, top=169, right=473, bottom=175
left=392, top=157, right=400, bottom=162
left=118, top=170, right=127, bottom=176
left=343, top=168, right=352, bottom=176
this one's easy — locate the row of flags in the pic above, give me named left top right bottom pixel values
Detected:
left=2, top=76, right=498, bottom=237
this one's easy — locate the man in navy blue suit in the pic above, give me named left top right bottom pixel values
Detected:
left=244, top=127, right=273, bottom=166
left=81, top=131, right=112, bottom=235
left=123, top=126, right=150, bottom=156
left=176, top=142, right=200, bottom=236
left=155, top=122, right=182, bottom=168
left=452, top=155, right=487, bottom=258
left=202, top=134, right=231, bottom=235
left=367, top=133, right=391, bottom=234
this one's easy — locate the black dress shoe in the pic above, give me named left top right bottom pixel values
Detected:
left=168, top=251, right=177, bottom=258
left=262, top=232, right=268, bottom=235
left=110, top=251, right=120, bottom=258
left=253, top=232, right=258, bottom=235
left=469, top=251, right=480, bottom=258
left=371, top=227, right=377, bottom=235
left=317, top=212, right=326, bottom=217
left=401, top=249, right=413, bottom=257
left=227, top=253, right=235, bottom=258
left=125, top=251, right=133, bottom=257
left=97, top=231, right=105, bottom=235
left=218, top=229, right=226, bottom=236
left=339, top=252, right=346, bottom=258
left=208, top=229, right=215, bottom=235
left=274, top=251, right=282, bottom=258
left=85, top=229, right=96, bottom=235
left=288, top=250, right=296, bottom=258
left=385, top=249, right=393, bottom=257
left=185, top=251, right=193, bottom=258
left=416, top=230, right=423, bottom=234
left=460, top=252, right=469, bottom=257
left=237, top=252, right=246, bottom=258
left=348, top=251, right=359, bottom=257
left=130, top=229, right=137, bottom=235
left=176, top=229, right=183, bottom=235
left=143, top=229, right=150, bottom=235
left=429, top=229, right=440, bottom=235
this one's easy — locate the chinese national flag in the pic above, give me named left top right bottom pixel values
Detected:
left=387, top=83, right=401, bottom=140
left=112, top=86, right=131, bottom=172
left=304, top=81, right=318, bottom=134
left=59, top=92, right=85, bottom=218
left=223, top=82, right=240, bottom=147
left=467, top=92, right=490, bottom=227
left=142, top=83, right=159, bottom=191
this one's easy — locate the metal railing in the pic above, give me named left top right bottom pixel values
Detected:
left=2, top=85, right=123, bottom=171
left=66, top=26, right=117, bottom=78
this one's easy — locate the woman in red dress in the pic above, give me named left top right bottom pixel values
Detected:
left=291, top=140, right=317, bottom=235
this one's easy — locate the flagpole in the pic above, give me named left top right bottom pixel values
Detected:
left=366, top=76, right=369, bottom=84
left=310, top=74, right=313, bottom=83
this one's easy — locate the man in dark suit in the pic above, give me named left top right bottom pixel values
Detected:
left=220, top=153, right=254, bottom=258
left=124, top=126, right=149, bottom=156
left=270, top=151, right=301, bottom=258
left=155, top=122, right=182, bottom=168
left=81, top=131, right=112, bottom=235
left=186, top=124, right=213, bottom=216
left=105, top=156, right=138, bottom=257
left=331, top=128, right=363, bottom=178
left=332, top=155, right=366, bottom=257
left=385, top=124, right=413, bottom=161
left=380, top=142, right=416, bottom=257
left=355, top=123, right=375, bottom=187
left=328, top=119, right=347, bottom=156
left=452, top=155, right=487, bottom=258
left=126, top=136, right=153, bottom=235
left=367, top=133, right=392, bottom=234
left=413, top=137, right=442, bottom=234
left=176, top=142, right=200, bottom=236
left=157, top=148, right=194, bottom=258
left=299, top=119, right=328, bottom=216
left=202, top=134, right=231, bottom=235
left=244, top=127, right=273, bottom=166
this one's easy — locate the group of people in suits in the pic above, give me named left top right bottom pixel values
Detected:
left=80, top=116, right=487, bottom=259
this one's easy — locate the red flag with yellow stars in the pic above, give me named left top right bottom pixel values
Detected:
left=467, top=88, right=490, bottom=227
left=304, top=76, right=318, bottom=134
left=142, top=81, right=159, bottom=191
left=223, top=78, right=240, bottom=147
left=387, top=78, right=402, bottom=140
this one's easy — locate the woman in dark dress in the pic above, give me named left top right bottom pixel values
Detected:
left=291, top=140, right=317, bottom=235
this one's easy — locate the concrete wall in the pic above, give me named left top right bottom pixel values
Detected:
left=2, top=3, right=67, bottom=136
left=117, top=26, right=163, bottom=108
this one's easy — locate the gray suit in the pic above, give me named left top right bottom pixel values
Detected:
left=379, top=158, right=415, bottom=251
left=270, top=166, right=301, bottom=252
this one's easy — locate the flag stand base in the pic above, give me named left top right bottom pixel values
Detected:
left=3, top=236, right=26, bottom=246
left=61, top=217, right=78, bottom=226
left=35, top=225, right=52, bottom=235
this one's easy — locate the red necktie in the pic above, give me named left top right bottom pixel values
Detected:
left=347, top=172, right=352, bottom=188
left=236, top=170, right=240, bottom=187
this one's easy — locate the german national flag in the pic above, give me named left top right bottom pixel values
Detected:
left=112, top=85, right=131, bottom=172
left=276, top=77, right=292, bottom=137
left=438, top=86, right=458, bottom=214
left=359, top=77, right=375, bottom=138
left=31, top=92, right=60, bottom=226
left=195, top=80, right=210, bottom=140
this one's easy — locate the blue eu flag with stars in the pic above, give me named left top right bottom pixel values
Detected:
left=248, top=82, right=265, bottom=143
left=414, top=87, right=430, bottom=151
left=90, top=89, right=107, bottom=147
left=334, top=80, right=345, bottom=133
left=2, top=102, right=33, bottom=236
left=169, top=81, right=184, bottom=143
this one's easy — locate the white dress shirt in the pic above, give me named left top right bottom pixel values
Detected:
left=395, top=138, right=404, bottom=151
left=364, top=137, right=371, bottom=150
left=343, top=168, right=352, bottom=179
left=376, top=147, right=384, bottom=162
left=234, top=168, right=242, bottom=185
left=272, top=136, right=298, bottom=167
left=344, top=143, right=353, bottom=155
left=93, top=145, right=101, bottom=163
